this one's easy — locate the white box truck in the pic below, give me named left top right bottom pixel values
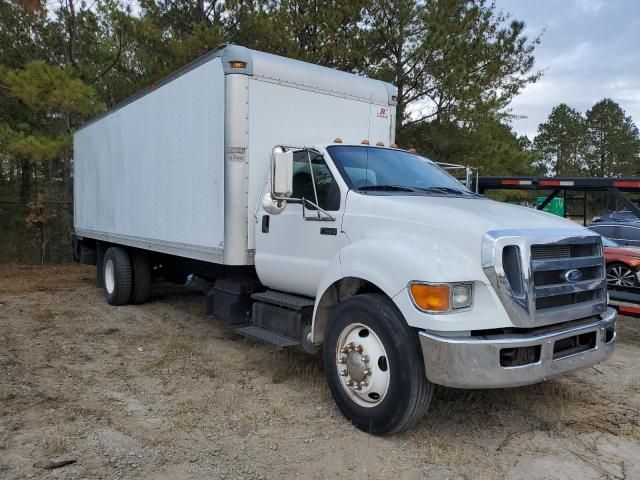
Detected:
left=73, top=44, right=616, bottom=435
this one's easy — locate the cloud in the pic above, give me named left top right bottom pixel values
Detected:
left=574, top=0, right=605, bottom=14
left=497, top=0, right=640, bottom=138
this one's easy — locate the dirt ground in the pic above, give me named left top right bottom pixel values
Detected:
left=1, top=265, right=639, bottom=480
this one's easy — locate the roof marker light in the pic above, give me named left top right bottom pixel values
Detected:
left=390, top=143, right=398, bottom=148
left=376, top=141, right=384, bottom=146
left=334, top=137, right=343, bottom=143
left=361, top=139, right=370, bottom=145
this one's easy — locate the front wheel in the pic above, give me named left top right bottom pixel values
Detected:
left=322, top=294, right=433, bottom=435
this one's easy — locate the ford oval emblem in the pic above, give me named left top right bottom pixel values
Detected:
left=564, top=269, right=583, bottom=282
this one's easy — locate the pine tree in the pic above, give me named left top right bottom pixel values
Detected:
left=403, top=116, right=536, bottom=175
left=533, top=104, right=587, bottom=176
left=362, top=0, right=541, bottom=141
left=585, top=98, right=640, bottom=176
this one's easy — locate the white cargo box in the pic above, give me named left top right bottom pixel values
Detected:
left=74, top=45, right=396, bottom=265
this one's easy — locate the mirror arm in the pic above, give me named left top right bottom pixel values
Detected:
left=302, top=199, right=336, bottom=222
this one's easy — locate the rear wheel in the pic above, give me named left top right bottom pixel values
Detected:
left=322, top=294, right=433, bottom=435
left=130, top=251, right=152, bottom=304
left=103, top=247, right=132, bottom=306
left=606, top=263, right=638, bottom=287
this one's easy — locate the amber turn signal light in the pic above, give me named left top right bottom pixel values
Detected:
left=229, top=61, right=247, bottom=69
left=410, top=284, right=450, bottom=312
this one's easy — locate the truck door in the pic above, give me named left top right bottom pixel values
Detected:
left=255, top=149, right=348, bottom=297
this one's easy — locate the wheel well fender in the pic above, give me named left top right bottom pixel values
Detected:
left=311, top=237, right=427, bottom=344
left=311, top=276, right=387, bottom=344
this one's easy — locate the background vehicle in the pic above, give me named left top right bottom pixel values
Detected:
left=589, top=222, right=640, bottom=247
left=592, top=210, right=639, bottom=223
left=602, top=237, right=640, bottom=286
left=73, top=45, right=616, bottom=435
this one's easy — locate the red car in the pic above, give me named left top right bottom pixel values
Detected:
left=603, top=237, right=640, bottom=286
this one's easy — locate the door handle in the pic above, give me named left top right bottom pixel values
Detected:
left=320, top=227, right=337, bottom=236
left=262, top=215, right=270, bottom=233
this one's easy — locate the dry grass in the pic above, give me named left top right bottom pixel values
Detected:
left=32, top=308, right=55, bottom=321
left=0, top=263, right=93, bottom=295
left=2, top=264, right=640, bottom=480
left=268, top=350, right=325, bottom=388
left=42, top=432, right=68, bottom=456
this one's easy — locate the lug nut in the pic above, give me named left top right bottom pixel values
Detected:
left=353, top=384, right=362, bottom=391
left=338, top=357, right=346, bottom=364
left=347, top=342, right=355, bottom=351
left=363, top=368, right=371, bottom=376
left=339, top=369, right=348, bottom=376
left=360, top=380, right=368, bottom=388
left=346, top=380, right=354, bottom=387
left=361, top=355, right=369, bottom=363
left=354, top=345, right=363, bottom=353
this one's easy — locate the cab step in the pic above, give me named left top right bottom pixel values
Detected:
left=251, top=290, right=314, bottom=310
left=235, top=325, right=300, bottom=348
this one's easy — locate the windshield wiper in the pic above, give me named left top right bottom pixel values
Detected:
left=416, top=186, right=475, bottom=196
left=356, top=184, right=417, bottom=192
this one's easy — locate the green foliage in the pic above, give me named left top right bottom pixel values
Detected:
left=2, top=61, right=99, bottom=115
left=0, top=124, right=70, bottom=162
left=533, top=104, right=587, bottom=176
left=225, top=0, right=371, bottom=71
left=533, top=99, right=640, bottom=177
left=402, top=116, right=536, bottom=175
left=364, top=0, right=541, bottom=139
left=585, top=99, right=640, bottom=177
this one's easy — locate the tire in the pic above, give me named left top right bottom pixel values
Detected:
left=322, top=294, right=433, bottom=435
left=130, top=251, right=152, bottom=304
left=606, top=263, right=639, bottom=287
left=103, top=247, right=132, bottom=306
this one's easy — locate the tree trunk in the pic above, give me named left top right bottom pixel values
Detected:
left=20, top=159, right=31, bottom=202
left=66, top=0, right=77, bottom=65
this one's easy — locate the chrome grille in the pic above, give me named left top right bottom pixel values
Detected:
left=530, top=240, right=606, bottom=317
left=483, top=229, right=608, bottom=328
left=531, top=245, right=571, bottom=259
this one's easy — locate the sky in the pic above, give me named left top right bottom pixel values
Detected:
left=495, top=0, right=640, bottom=139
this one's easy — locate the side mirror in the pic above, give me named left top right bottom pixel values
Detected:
left=272, top=148, right=293, bottom=198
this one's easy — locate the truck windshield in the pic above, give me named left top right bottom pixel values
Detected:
left=326, top=145, right=475, bottom=196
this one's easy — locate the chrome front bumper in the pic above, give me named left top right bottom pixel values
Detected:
left=418, top=308, right=617, bottom=389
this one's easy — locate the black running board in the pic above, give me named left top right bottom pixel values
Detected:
left=235, top=325, right=300, bottom=348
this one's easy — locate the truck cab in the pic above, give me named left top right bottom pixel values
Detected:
left=252, top=141, right=616, bottom=433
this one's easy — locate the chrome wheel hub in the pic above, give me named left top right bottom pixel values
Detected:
left=335, top=323, right=390, bottom=407
left=607, top=265, right=636, bottom=287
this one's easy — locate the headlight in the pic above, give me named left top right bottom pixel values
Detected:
left=409, top=282, right=473, bottom=313
left=452, top=284, right=473, bottom=309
